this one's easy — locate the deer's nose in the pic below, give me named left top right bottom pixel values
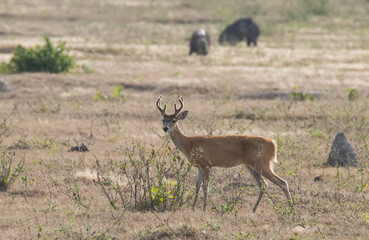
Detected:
left=163, top=127, right=168, bottom=132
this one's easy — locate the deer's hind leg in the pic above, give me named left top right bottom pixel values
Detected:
left=260, top=167, right=294, bottom=211
left=247, top=167, right=268, bottom=213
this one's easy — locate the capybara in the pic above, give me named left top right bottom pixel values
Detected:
left=189, top=29, right=211, bottom=56
left=219, top=18, right=260, bottom=46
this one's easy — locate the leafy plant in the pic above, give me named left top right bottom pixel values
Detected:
left=290, top=87, right=316, bottom=101
left=81, top=64, right=94, bottom=74
left=201, top=219, right=222, bottom=231
left=311, top=129, right=324, bottom=139
left=95, top=142, right=193, bottom=212
left=346, top=88, right=358, bottom=101
left=234, top=109, right=245, bottom=119
left=0, top=36, right=75, bottom=73
left=0, top=62, right=12, bottom=74
left=94, top=86, right=127, bottom=102
left=94, top=90, right=104, bottom=101
left=21, top=175, right=35, bottom=190
left=70, top=184, right=88, bottom=209
left=113, top=85, right=123, bottom=98
left=32, top=137, right=57, bottom=149
left=0, top=150, right=25, bottom=191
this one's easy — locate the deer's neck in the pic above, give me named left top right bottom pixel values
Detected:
left=169, top=125, right=189, bottom=153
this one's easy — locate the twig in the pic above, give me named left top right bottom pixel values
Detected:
left=95, top=158, right=117, bottom=210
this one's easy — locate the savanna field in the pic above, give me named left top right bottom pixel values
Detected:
left=1, top=0, right=369, bottom=239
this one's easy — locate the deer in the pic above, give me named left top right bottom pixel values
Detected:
left=156, top=96, right=293, bottom=213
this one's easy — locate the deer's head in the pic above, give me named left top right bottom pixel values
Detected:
left=156, top=96, right=189, bottom=133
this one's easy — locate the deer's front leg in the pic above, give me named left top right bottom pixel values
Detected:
left=192, top=168, right=203, bottom=211
left=202, top=167, right=210, bottom=212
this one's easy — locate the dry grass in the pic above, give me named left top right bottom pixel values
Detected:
left=1, top=0, right=369, bottom=239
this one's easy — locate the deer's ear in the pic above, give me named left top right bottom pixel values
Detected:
left=177, top=110, right=189, bottom=120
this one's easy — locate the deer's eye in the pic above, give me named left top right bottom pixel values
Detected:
left=162, top=119, right=165, bottom=123
left=172, top=120, right=176, bottom=123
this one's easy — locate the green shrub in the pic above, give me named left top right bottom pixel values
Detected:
left=290, top=91, right=316, bottom=101
left=346, top=88, right=358, bottom=101
left=95, top=142, right=193, bottom=212
left=0, top=150, right=25, bottom=191
left=0, top=36, right=75, bottom=73
left=0, top=62, right=12, bottom=74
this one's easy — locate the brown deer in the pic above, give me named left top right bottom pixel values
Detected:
left=156, top=96, right=293, bottom=212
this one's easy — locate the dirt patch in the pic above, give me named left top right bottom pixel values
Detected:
left=75, top=169, right=97, bottom=181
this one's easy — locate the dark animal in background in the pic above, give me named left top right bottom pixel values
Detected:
left=189, top=29, right=211, bottom=56
left=219, top=18, right=260, bottom=46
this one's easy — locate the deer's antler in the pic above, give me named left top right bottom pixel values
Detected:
left=174, top=97, right=184, bottom=116
left=156, top=96, right=167, bottom=116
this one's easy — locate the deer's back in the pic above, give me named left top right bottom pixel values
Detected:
left=185, top=135, right=276, bottom=168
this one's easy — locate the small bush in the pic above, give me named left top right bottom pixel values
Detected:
left=234, top=109, right=245, bottom=119
left=95, top=142, right=193, bottom=212
left=0, top=150, right=25, bottom=191
left=94, top=86, right=128, bottom=102
left=0, top=63, right=12, bottom=74
left=0, top=36, right=75, bottom=73
left=346, top=88, right=358, bottom=101
left=290, top=87, right=316, bottom=101
left=81, top=64, right=94, bottom=74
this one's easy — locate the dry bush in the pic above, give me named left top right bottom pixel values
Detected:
left=95, top=141, right=194, bottom=212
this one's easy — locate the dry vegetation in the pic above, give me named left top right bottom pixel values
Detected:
left=1, top=0, right=369, bottom=239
